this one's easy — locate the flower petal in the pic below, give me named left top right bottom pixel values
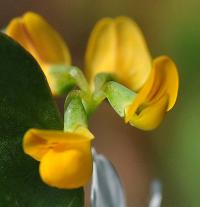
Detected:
left=129, top=95, right=169, bottom=130
left=148, top=56, right=179, bottom=111
left=23, top=12, right=71, bottom=65
left=23, top=128, right=94, bottom=161
left=114, top=16, right=151, bottom=91
left=125, top=56, right=179, bottom=123
left=6, top=18, right=35, bottom=55
left=125, top=63, right=155, bottom=122
left=6, top=12, right=72, bottom=96
left=85, top=16, right=151, bottom=91
left=39, top=148, right=93, bottom=189
left=6, top=12, right=71, bottom=66
left=85, top=18, right=116, bottom=81
left=23, top=128, right=94, bottom=189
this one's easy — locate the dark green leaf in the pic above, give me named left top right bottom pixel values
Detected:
left=0, top=33, right=84, bottom=207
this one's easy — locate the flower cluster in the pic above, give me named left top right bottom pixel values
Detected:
left=6, top=12, right=179, bottom=189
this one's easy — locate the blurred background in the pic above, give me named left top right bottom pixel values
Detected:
left=0, top=0, right=200, bottom=206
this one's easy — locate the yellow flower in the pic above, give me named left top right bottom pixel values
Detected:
left=23, top=127, right=94, bottom=189
left=85, top=16, right=152, bottom=91
left=86, top=16, right=179, bottom=130
left=6, top=11, right=71, bottom=94
left=125, top=56, right=179, bottom=130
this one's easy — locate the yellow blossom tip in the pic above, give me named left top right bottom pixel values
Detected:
left=85, top=16, right=151, bottom=91
left=6, top=11, right=71, bottom=68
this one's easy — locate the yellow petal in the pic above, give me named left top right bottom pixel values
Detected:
left=129, top=95, right=169, bottom=130
left=149, top=56, right=179, bottom=111
left=125, top=56, right=179, bottom=123
left=74, top=126, right=94, bottom=139
left=6, top=18, right=37, bottom=56
left=6, top=12, right=71, bottom=66
left=23, top=128, right=94, bottom=188
left=85, top=18, right=116, bottom=81
left=85, top=16, right=151, bottom=91
left=125, top=63, right=155, bottom=122
left=6, top=12, right=71, bottom=96
left=23, top=128, right=94, bottom=161
left=22, top=12, right=71, bottom=65
left=39, top=148, right=92, bottom=189
left=114, top=16, right=152, bottom=91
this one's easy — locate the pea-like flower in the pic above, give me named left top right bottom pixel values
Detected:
left=6, top=11, right=71, bottom=95
left=23, top=127, right=94, bottom=189
left=87, top=16, right=179, bottom=130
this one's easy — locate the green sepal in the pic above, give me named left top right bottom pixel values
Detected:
left=64, top=91, right=88, bottom=132
left=92, top=73, right=114, bottom=106
left=0, top=33, right=83, bottom=207
left=94, top=73, right=114, bottom=92
left=68, top=66, right=90, bottom=93
left=48, top=65, right=90, bottom=96
left=104, top=81, right=137, bottom=117
left=48, top=65, right=76, bottom=96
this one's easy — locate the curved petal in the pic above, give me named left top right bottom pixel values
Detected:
left=85, top=16, right=151, bottom=91
left=23, top=128, right=94, bottom=161
left=85, top=18, right=116, bottom=81
left=125, top=56, right=179, bottom=124
left=6, top=12, right=71, bottom=66
left=23, top=12, right=71, bottom=65
left=6, top=12, right=72, bottom=96
left=129, top=95, right=169, bottom=130
left=6, top=18, right=33, bottom=53
left=39, top=148, right=93, bottom=189
left=148, top=56, right=179, bottom=111
left=125, top=64, right=155, bottom=122
left=114, top=16, right=151, bottom=91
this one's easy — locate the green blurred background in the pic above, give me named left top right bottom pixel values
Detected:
left=0, top=0, right=200, bottom=206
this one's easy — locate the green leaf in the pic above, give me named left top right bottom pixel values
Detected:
left=0, top=33, right=83, bottom=207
